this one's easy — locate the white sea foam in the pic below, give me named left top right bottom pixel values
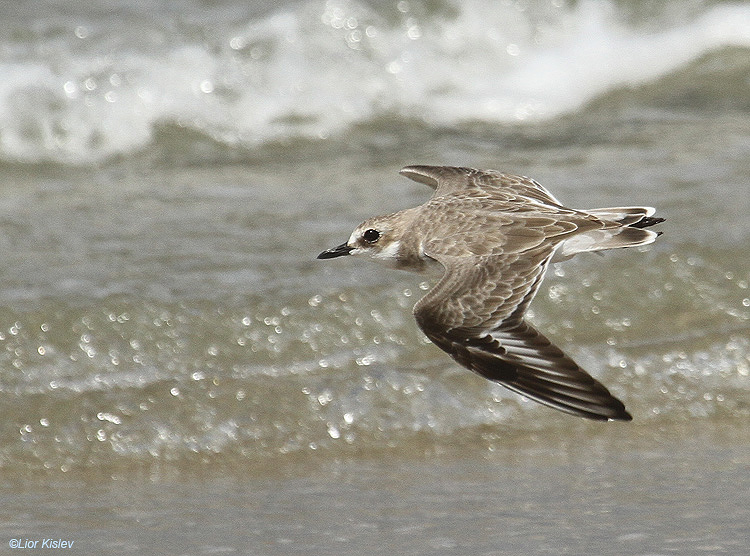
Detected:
left=0, top=0, right=748, bottom=164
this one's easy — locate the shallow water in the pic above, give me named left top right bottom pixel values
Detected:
left=1, top=0, right=749, bottom=554
left=1, top=424, right=747, bottom=555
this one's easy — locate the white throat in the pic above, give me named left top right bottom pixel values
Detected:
left=373, top=240, right=401, bottom=262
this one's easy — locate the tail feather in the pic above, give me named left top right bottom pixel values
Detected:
left=630, top=215, right=665, bottom=229
left=553, top=207, right=664, bottom=262
left=586, top=206, right=656, bottom=226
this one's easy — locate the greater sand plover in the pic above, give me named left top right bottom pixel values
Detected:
left=318, top=165, right=664, bottom=421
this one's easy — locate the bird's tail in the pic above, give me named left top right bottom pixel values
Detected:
left=586, top=206, right=664, bottom=229
left=553, top=206, right=664, bottom=261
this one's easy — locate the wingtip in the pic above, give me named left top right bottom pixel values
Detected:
left=608, top=407, right=633, bottom=422
left=563, top=403, right=632, bottom=422
left=561, top=400, right=633, bottom=422
left=588, top=392, right=632, bottom=422
left=399, top=165, right=440, bottom=188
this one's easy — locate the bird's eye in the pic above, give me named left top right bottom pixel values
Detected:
left=362, top=229, right=381, bottom=243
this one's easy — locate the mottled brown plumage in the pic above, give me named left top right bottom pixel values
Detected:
left=318, top=165, right=664, bottom=421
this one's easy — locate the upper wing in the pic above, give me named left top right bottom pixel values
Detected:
left=400, top=165, right=565, bottom=206
left=413, top=248, right=632, bottom=421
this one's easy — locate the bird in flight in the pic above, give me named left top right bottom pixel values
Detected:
left=318, top=165, right=663, bottom=421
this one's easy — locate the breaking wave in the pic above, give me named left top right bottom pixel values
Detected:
left=0, top=0, right=748, bottom=164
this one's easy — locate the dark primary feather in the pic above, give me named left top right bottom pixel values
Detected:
left=417, top=317, right=632, bottom=421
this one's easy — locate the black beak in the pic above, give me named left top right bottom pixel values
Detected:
left=317, top=242, right=353, bottom=259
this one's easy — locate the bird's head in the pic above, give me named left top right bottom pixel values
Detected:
left=317, top=214, right=405, bottom=267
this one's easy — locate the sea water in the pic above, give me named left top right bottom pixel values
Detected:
left=0, top=0, right=748, bottom=554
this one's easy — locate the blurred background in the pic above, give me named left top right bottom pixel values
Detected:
left=0, top=0, right=748, bottom=554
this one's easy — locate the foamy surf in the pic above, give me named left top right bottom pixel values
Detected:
left=0, top=0, right=748, bottom=164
